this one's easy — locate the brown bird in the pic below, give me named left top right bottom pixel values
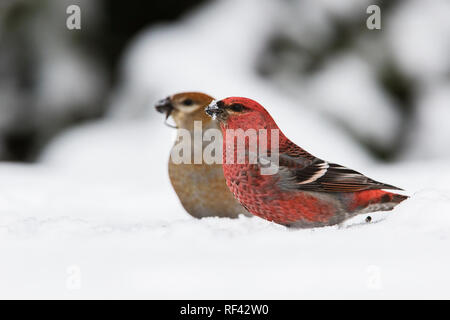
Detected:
left=155, top=92, right=249, bottom=219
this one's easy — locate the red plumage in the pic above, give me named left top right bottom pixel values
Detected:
left=205, top=97, right=408, bottom=228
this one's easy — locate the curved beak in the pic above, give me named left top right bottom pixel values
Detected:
left=155, top=97, right=173, bottom=118
left=155, top=97, right=177, bottom=128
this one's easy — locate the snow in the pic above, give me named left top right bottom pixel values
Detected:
left=1, top=0, right=450, bottom=299
left=1, top=117, right=450, bottom=299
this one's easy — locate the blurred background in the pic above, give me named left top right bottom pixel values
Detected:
left=0, top=0, right=449, bottom=163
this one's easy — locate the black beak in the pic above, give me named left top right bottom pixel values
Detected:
left=205, top=100, right=226, bottom=120
left=155, top=97, right=177, bottom=128
left=155, top=97, right=173, bottom=117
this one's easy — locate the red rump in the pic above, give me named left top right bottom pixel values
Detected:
left=349, top=190, right=408, bottom=212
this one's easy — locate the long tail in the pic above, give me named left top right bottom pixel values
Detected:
left=349, top=190, right=408, bottom=214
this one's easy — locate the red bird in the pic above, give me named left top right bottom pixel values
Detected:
left=205, top=97, right=408, bottom=228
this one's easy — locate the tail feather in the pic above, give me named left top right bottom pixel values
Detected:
left=349, top=190, right=408, bottom=214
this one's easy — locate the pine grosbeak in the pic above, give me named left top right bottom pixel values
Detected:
left=156, top=92, right=248, bottom=219
left=205, top=97, right=407, bottom=228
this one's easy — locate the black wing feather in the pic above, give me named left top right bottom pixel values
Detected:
left=276, top=152, right=403, bottom=193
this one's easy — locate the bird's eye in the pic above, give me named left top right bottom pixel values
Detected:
left=228, top=103, right=245, bottom=112
left=182, top=99, right=194, bottom=106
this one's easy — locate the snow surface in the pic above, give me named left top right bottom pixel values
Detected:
left=1, top=118, right=450, bottom=299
